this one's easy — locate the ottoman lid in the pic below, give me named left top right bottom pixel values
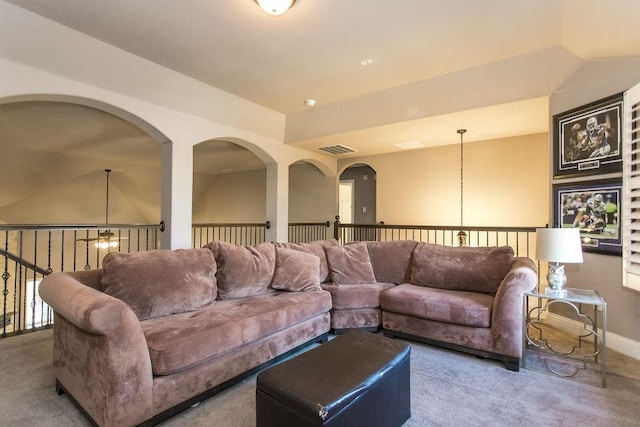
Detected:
left=257, top=330, right=410, bottom=422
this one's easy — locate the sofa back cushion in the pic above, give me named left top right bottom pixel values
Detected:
left=410, top=243, right=514, bottom=293
left=274, top=239, right=338, bottom=283
left=271, top=247, right=321, bottom=292
left=207, top=241, right=276, bottom=300
left=365, top=240, right=418, bottom=284
left=101, top=248, right=217, bottom=320
left=325, top=242, right=377, bottom=285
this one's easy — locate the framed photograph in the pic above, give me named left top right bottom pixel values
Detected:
left=553, top=93, right=623, bottom=178
left=553, top=178, right=621, bottom=256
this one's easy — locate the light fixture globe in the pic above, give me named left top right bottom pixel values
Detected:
left=255, top=0, right=295, bottom=16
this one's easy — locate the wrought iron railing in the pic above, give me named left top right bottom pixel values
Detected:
left=334, top=217, right=541, bottom=259
left=2, top=218, right=541, bottom=338
left=0, top=223, right=163, bottom=337
left=288, top=221, right=332, bottom=244
left=191, top=221, right=333, bottom=247
left=192, top=222, right=271, bottom=248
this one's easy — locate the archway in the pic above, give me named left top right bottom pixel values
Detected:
left=287, top=160, right=336, bottom=242
left=0, top=96, right=166, bottom=225
left=338, top=163, right=377, bottom=224
left=192, top=139, right=267, bottom=225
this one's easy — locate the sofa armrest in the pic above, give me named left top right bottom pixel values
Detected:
left=490, top=257, right=537, bottom=357
left=40, top=271, right=139, bottom=335
left=39, top=272, right=154, bottom=426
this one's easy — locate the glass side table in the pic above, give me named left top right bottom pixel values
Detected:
left=522, top=287, right=607, bottom=387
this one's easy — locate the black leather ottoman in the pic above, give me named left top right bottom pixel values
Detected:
left=256, top=330, right=411, bottom=427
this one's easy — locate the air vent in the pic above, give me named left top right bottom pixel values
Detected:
left=317, top=144, right=357, bottom=155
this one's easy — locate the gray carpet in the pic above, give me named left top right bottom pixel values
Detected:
left=1, top=329, right=640, bottom=426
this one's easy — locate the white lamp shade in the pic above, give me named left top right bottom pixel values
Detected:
left=536, top=228, right=584, bottom=263
left=256, top=0, right=295, bottom=15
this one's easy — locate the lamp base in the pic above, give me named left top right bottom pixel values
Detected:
left=546, top=262, right=567, bottom=297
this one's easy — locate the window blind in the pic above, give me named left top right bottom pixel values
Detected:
left=623, top=82, right=640, bottom=291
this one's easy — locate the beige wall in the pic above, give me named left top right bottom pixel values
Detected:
left=192, top=169, right=266, bottom=224
left=339, top=133, right=549, bottom=227
left=550, top=56, right=640, bottom=342
left=192, top=162, right=336, bottom=226
left=288, top=163, right=336, bottom=223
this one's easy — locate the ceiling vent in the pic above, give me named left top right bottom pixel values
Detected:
left=317, top=144, right=357, bottom=155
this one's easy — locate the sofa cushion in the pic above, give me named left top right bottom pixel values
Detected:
left=101, top=248, right=217, bottom=321
left=382, top=283, right=494, bottom=328
left=274, top=239, right=338, bottom=283
left=410, top=243, right=514, bottom=293
left=141, top=290, right=332, bottom=376
left=325, top=242, right=376, bottom=285
left=365, top=240, right=417, bottom=284
left=271, top=247, right=321, bottom=292
left=207, top=241, right=276, bottom=300
left=321, top=282, right=395, bottom=309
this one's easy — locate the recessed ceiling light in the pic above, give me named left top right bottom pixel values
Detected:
left=360, top=58, right=374, bottom=66
left=395, top=141, right=424, bottom=150
left=304, top=99, right=316, bottom=107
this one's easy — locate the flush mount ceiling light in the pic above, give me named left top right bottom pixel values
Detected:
left=255, top=0, right=296, bottom=16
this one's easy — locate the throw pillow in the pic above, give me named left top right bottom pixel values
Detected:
left=363, top=240, right=418, bottom=284
left=324, top=242, right=377, bottom=285
left=206, top=241, right=276, bottom=300
left=271, top=247, right=321, bottom=292
left=274, top=239, right=339, bottom=283
left=410, top=243, right=514, bottom=293
left=101, top=248, right=217, bottom=321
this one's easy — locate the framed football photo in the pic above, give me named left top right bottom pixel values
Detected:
left=553, top=93, right=623, bottom=178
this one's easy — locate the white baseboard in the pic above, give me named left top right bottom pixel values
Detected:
left=546, top=312, right=640, bottom=360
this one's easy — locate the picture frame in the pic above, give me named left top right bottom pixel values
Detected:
left=553, top=178, right=622, bottom=256
left=553, top=93, right=623, bottom=178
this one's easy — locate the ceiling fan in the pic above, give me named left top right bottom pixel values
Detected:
left=76, top=168, right=127, bottom=248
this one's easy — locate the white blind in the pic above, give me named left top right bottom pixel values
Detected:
left=623, top=82, right=640, bottom=290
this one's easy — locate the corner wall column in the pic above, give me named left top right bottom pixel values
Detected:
left=161, top=141, right=193, bottom=249
left=266, top=163, right=288, bottom=243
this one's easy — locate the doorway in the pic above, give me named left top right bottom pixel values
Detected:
left=339, top=180, right=354, bottom=223
left=339, top=164, right=377, bottom=224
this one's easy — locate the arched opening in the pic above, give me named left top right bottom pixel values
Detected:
left=0, top=97, right=165, bottom=225
left=288, top=160, right=336, bottom=242
left=192, top=137, right=287, bottom=245
left=0, top=96, right=167, bottom=334
left=339, top=164, right=377, bottom=224
left=193, top=139, right=267, bottom=224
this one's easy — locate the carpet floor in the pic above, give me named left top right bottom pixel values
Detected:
left=1, top=328, right=640, bottom=426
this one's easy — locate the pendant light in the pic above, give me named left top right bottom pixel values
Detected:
left=76, top=169, right=121, bottom=249
left=457, top=129, right=467, bottom=246
left=95, top=169, right=119, bottom=249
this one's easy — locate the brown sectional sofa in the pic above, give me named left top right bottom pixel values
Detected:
left=39, top=238, right=536, bottom=427
left=39, top=242, right=334, bottom=427
left=318, top=240, right=537, bottom=370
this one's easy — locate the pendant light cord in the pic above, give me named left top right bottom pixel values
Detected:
left=104, top=169, right=111, bottom=226
left=457, top=129, right=466, bottom=229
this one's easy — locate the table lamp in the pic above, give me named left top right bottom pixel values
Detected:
left=535, top=228, right=584, bottom=296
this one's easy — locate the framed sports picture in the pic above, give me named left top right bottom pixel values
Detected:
left=553, top=178, right=622, bottom=256
left=553, top=93, right=623, bottom=178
